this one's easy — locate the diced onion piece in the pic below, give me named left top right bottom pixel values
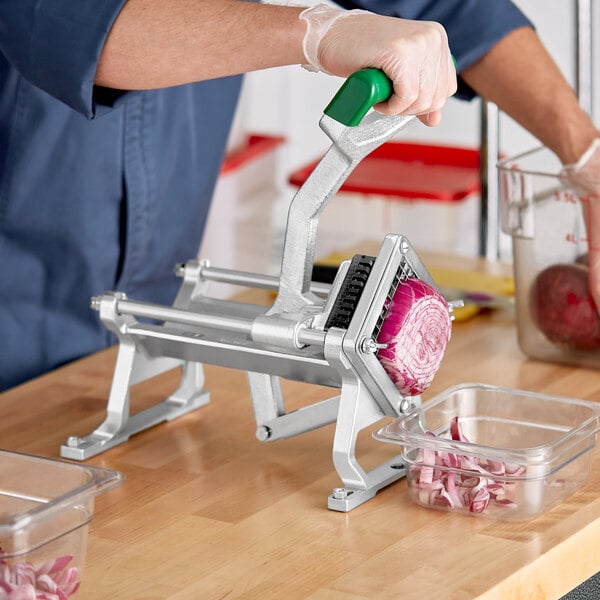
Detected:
left=377, top=277, right=451, bottom=396
left=410, top=417, right=526, bottom=515
left=0, top=556, right=79, bottom=599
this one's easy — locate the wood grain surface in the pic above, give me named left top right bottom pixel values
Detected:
left=2, top=249, right=599, bottom=599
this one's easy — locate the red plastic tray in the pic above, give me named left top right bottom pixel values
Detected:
left=221, top=134, right=285, bottom=175
left=288, top=141, right=480, bottom=203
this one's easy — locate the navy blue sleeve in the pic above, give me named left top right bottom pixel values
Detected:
left=0, top=0, right=128, bottom=118
left=334, top=0, right=534, bottom=100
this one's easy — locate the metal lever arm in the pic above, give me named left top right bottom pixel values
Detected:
left=271, top=71, right=414, bottom=314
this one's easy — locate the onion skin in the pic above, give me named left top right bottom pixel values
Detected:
left=529, top=263, right=600, bottom=351
left=376, top=278, right=451, bottom=395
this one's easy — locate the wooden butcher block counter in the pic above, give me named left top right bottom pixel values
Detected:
left=1, top=247, right=600, bottom=599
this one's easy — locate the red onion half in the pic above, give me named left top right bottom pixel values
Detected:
left=376, top=277, right=451, bottom=395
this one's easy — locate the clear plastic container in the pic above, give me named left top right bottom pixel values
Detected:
left=0, top=450, right=123, bottom=597
left=498, top=147, right=600, bottom=368
left=374, top=384, right=600, bottom=520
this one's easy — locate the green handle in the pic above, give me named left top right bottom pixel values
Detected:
left=324, top=57, right=457, bottom=127
left=324, top=68, right=392, bottom=127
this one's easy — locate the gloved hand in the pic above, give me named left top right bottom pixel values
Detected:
left=560, top=138, right=600, bottom=313
left=300, top=3, right=456, bottom=127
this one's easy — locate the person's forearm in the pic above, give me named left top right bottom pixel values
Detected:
left=96, top=1, right=457, bottom=126
left=461, top=26, right=598, bottom=165
left=96, top=0, right=307, bottom=89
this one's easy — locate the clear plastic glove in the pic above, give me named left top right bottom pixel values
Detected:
left=300, top=3, right=456, bottom=127
left=560, top=138, right=600, bottom=313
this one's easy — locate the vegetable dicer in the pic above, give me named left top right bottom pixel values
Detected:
left=61, top=70, right=453, bottom=512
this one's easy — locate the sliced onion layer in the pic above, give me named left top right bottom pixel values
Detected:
left=410, top=417, right=526, bottom=514
left=0, top=555, right=79, bottom=599
left=377, top=277, right=451, bottom=395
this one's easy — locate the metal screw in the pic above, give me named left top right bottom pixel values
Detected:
left=256, top=426, right=271, bottom=441
left=360, top=338, right=388, bottom=354
left=332, top=487, right=349, bottom=500
left=398, top=398, right=412, bottom=413
left=66, top=436, right=81, bottom=448
left=400, top=239, right=410, bottom=254
left=90, top=296, right=101, bottom=311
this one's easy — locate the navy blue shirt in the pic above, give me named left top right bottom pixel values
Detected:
left=0, top=0, right=530, bottom=390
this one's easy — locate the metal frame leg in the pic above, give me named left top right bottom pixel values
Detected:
left=328, top=380, right=405, bottom=512
left=61, top=338, right=209, bottom=460
left=248, top=371, right=342, bottom=441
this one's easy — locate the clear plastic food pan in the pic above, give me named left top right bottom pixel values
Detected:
left=498, top=146, right=600, bottom=369
left=374, top=384, right=600, bottom=520
left=0, top=449, right=124, bottom=597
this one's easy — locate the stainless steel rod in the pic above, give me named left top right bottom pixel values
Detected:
left=117, top=299, right=254, bottom=335
left=297, top=328, right=327, bottom=347
left=116, top=298, right=329, bottom=348
left=479, top=101, right=501, bottom=261
left=200, top=266, right=281, bottom=289
left=200, top=265, right=332, bottom=296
